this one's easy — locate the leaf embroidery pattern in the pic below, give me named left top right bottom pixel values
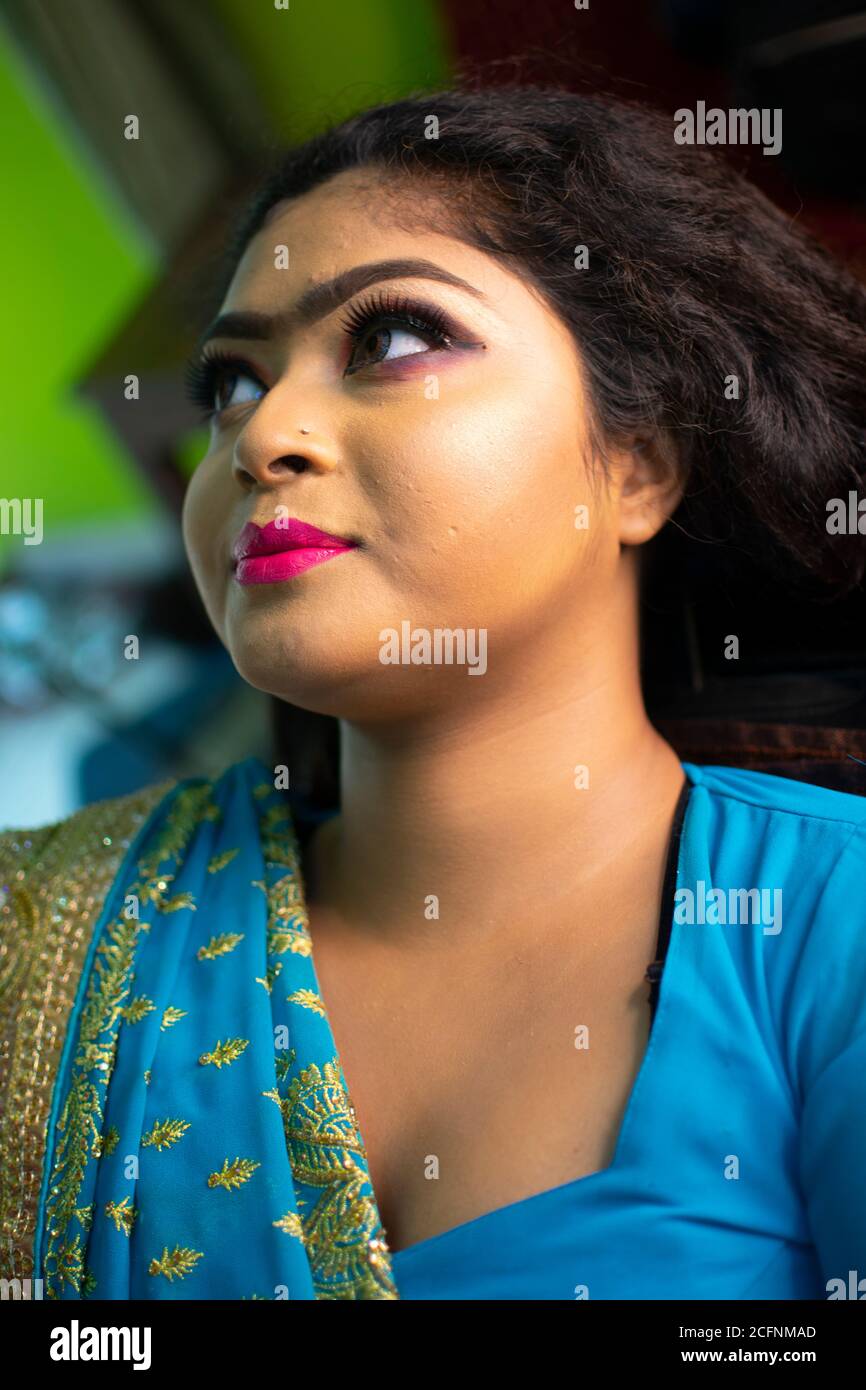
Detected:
left=255, top=960, right=283, bottom=993
left=160, top=1005, right=187, bottom=1030
left=142, top=1118, right=190, bottom=1151
left=105, top=1196, right=138, bottom=1236
left=199, top=1037, right=249, bottom=1069
left=140, top=870, right=197, bottom=915
left=41, top=781, right=219, bottom=1298
left=120, top=995, right=155, bottom=1024
left=93, top=1125, right=120, bottom=1158
left=207, top=847, right=240, bottom=874
left=273, top=1210, right=304, bottom=1241
left=286, top=988, right=326, bottom=1017
left=74, top=1205, right=94, bottom=1231
left=148, top=1246, right=203, bottom=1282
left=274, top=1049, right=296, bottom=1082
left=197, top=932, right=244, bottom=961
left=265, top=1058, right=397, bottom=1299
left=207, top=1157, right=261, bottom=1190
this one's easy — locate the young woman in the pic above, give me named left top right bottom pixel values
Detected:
left=2, top=83, right=865, bottom=1302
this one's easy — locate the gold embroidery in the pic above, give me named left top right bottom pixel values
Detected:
left=261, top=806, right=313, bottom=959
left=41, top=781, right=219, bottom=1295
left=274, top=1049, right=295, bottom=1081
left=273, top=1210, right=304, bottom=1240
left=94, top=1125, right=120, bottom=1158
left=267, top=918, right=312, bottom=957
left=160, top=1005, right=187, bottom=1030
left=286, top=988, right=326, bottom=1017
left=197, top=932, right=244, bottom=961
left=139, top=871, right=196, bottom=915
left=155, top=890, right=196, bottom=914
left=148, top=1245, right=203, bottom=1281
left=74, top=1204, right=94, bottom=1231
left=105, top=1196, right=137, bottom=1235
left=254, top=789, right=398, bottom=1299
left=207, top=1157, right=261, bottom=1190
left=142, top=1118, right=191, bottom=1151
left=269, top=1058, right=398, bottom=1300
left=120, top=995, right=156, bottom=1023
left=0, top=779, right=173, bottom=1282
left=208, top=848, right=240, bottom=874
left=199, top=1038, right=250, bottom=1069
left=255, top=961, right=283, bottom=993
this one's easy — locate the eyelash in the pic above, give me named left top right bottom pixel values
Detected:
left=183, top=291, right=458, bottom=419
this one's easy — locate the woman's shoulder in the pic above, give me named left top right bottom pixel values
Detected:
left=681, top=759, right=866, bottom=947
left=0, top=775, right=182, bottom=1002
left=683, top=761, right=866, bottom=1095
left=681, top=759, right=866, bottom=899
left=0, top=756, right=280, bottom=945
left=0, top=775, right=179, bottom=894
left=683, top=759, right=866, bottom=830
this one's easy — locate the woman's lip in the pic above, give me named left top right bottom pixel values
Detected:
left=235, top=546, right=355, bottom=586
left=232, top=517, right=355, bottom=562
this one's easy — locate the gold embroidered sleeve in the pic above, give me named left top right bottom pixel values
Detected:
left=0, top=780, right=175, bottom=1280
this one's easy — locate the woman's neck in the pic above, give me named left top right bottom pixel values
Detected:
left=300, top=638, right=685, bottom=951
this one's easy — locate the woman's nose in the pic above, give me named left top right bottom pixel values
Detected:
left=232, top=399, right=340, bottom=488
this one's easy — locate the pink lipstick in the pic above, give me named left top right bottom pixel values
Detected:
left=232, top=518, right=357, bottom=585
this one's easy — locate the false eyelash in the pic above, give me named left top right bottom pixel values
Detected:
left=339, top=290, right=454, bottom=348
left=183, top=348, right=255, bottom=417
left=182, top=292, right=457, bottom=419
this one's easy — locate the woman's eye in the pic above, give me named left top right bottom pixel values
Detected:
left=347, top=321, right=433, bottom=373
left=214, top=370, right=265, bottom=413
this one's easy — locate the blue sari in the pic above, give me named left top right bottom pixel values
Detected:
left=37, top=758, right=396, bottom=1300
left=23, top=755, right=866, bottom=1299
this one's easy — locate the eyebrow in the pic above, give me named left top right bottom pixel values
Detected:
left=196, top=258, right=486, bottom=352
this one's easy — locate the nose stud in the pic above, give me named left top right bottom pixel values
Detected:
left=299, top=427, right=310, bottom=436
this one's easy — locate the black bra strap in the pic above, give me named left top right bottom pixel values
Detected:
left=645, top=777, right=692, bottom=1027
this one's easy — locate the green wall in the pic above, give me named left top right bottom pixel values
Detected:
left=0, top=0, right=450, bottom=572
left=0, top=28, right=157, bottom=568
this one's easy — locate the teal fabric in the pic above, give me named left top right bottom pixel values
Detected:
left=39, top=757, right=866, bottom=1300
left=40, top=760, right=396, bottom=1300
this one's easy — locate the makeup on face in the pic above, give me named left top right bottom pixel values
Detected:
left=183, top=260, right=489, bottom=427
left=232, top=518, right=358, bottom=586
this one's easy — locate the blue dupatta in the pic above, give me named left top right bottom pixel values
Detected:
left=37, top=758, right=397, bottom=1300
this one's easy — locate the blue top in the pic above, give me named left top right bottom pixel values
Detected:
left=389, top=762, right=866, bottom=1299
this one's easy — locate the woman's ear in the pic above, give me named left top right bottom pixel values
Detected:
left=612, top=432, right=685, bottom=546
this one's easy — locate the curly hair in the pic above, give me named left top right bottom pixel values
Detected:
left=207, top=82, right=866, bottom=802
left=225, top=82, right=866, bottom=592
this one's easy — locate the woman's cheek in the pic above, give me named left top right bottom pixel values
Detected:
left=181, top=466, right=230, bottom=639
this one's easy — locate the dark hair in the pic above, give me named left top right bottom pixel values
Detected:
left=213, top=82, right=866, bottom=804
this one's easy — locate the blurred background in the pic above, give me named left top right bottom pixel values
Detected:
left=1, top=0, right=865, bottom=828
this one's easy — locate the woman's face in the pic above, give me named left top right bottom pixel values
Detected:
left=182, top=167, right=638, bottom=720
